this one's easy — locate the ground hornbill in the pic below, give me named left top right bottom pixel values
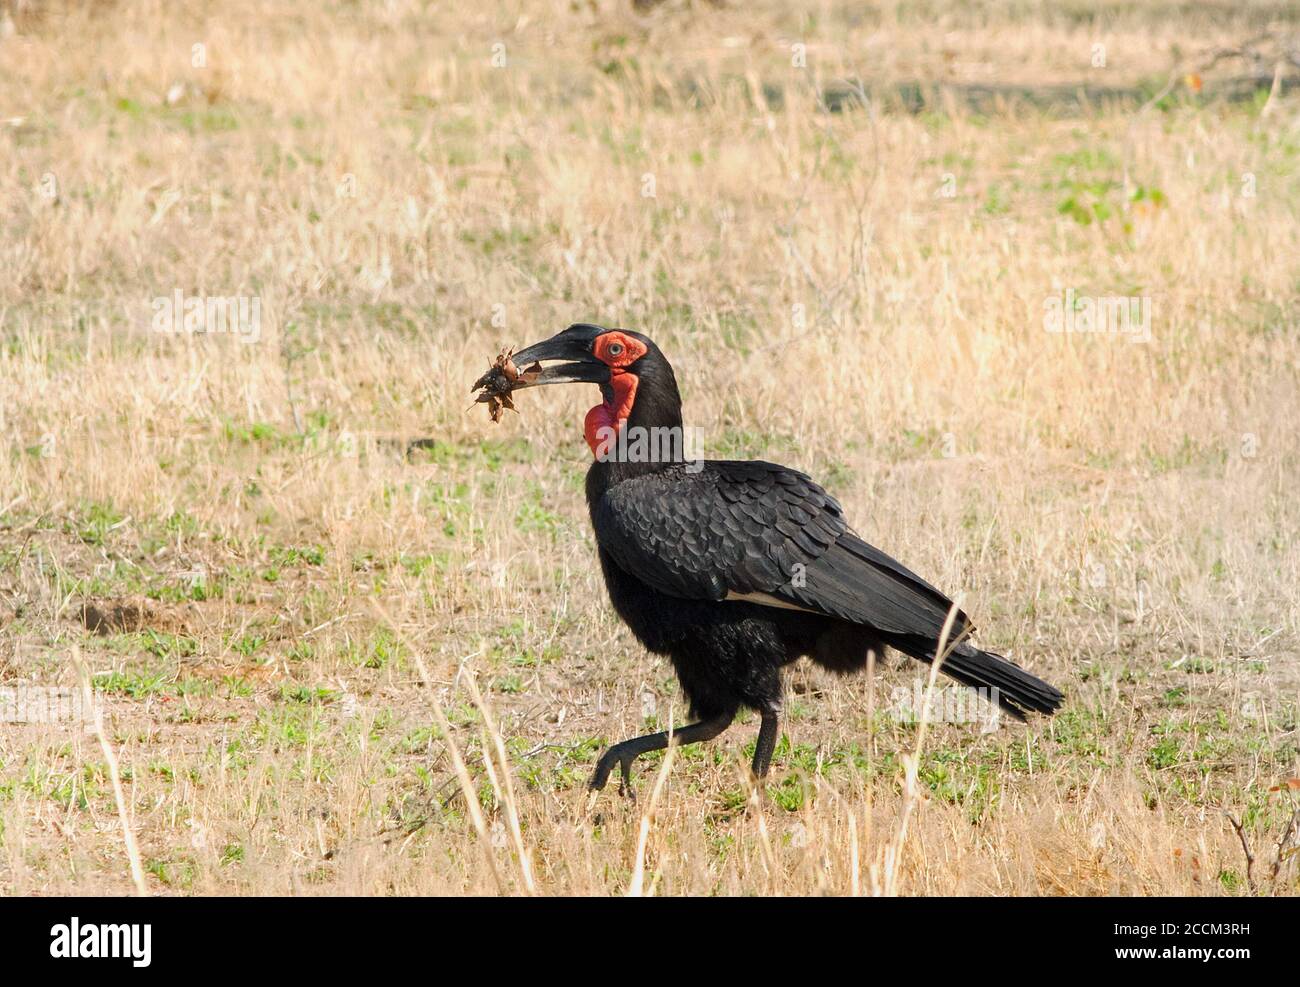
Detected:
left=474, top=323, right=1063, bottom=793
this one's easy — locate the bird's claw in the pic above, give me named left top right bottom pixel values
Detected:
left=589, top=750, right=637, bottom=799
left=617, top=763, right=637, bottom=801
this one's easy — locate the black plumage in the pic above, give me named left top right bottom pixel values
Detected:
left=477, top=323, right=1064, bottom=793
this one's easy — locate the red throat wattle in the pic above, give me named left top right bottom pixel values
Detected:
left=583, top=331, right=647, bottom=458
left=584, top=373, right=637, bottom=458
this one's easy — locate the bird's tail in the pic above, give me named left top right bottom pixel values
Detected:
left=884, top=634, right=1063, bottom=721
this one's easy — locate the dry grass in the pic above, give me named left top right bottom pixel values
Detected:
left=1, top=0, right=1298, bottom=896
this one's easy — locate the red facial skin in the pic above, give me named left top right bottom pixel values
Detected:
left=583, top=332, right=647, bottom=458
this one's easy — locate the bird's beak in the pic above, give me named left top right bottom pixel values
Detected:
left=504, top=333, right=607, bottom=388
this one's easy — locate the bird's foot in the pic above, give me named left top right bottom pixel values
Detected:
left=589, top=749, right=637, bottom=799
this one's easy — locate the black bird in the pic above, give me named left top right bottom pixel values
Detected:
left=476, top=323, right=1063, bottom=793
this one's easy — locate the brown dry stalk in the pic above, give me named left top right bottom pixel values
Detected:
left=73, top=651, right=147, bottom=896
left=369, top=603, right=507, bottom=893
left=412, top=653, right=506, bottom=894
left=626, top=719, right=678, bottom=898
left=460, top=668, right=537, bottom=894
left=879, top=602, right=963, bottom=897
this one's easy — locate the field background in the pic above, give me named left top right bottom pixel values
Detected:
left=1, top=0, right=1298, bottom=896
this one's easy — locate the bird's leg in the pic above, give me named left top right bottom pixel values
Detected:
left=751, top=710, right=780, bottom=780
left=589, top=710, right=735, bottom=795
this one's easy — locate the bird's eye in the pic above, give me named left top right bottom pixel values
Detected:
left=607, top=342, right=624, bottom=357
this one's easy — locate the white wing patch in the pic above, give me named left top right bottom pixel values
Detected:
left=724, top=590, right=820, bottom=614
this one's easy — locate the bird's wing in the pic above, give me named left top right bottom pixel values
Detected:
left=591, top=461, right=846, bottom=601
left=593, top=460, right=972, bottom=640
left=768, top=533, right=972, bottom=639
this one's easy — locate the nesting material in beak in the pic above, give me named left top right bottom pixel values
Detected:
left=471, top=348, right=542, bottom=422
